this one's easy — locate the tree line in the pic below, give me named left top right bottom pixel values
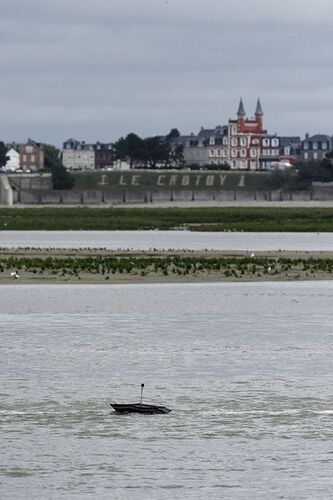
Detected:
left=112, top=129, right=184, bottom=169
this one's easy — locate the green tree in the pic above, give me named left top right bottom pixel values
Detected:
left=142, top=136, right=169, bottom=168
left=0, top=142, right=8, bottom=167
left=166, top=128, right=180, bottom=141
left=113, top=133, right=145, bottom=168
left=164, top=128, right=184, bottom=168
left=296, top=157, right=333, bottom=184
left=43, top=144, right=74, bottom=189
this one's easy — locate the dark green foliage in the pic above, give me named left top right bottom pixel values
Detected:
left=0, top=141, right=8, bottom=167
left=112, top=129, right=184, bottom=168
left=43, top=144, right=74, bottom=190
left=296, top=155, right=333, bottom=184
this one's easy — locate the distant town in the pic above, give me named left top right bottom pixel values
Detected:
left=1, top=98, right=332, bottom=173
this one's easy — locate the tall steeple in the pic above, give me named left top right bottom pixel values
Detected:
left=237, top=97, right=246, bottom=118
left=255, top=98, right=263, bottom=116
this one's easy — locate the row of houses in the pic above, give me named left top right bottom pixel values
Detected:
left=4, top=139, right=44, bottom=172
left=61, top=99, right=332, bottom=171
left=2, top=99, right=332, bottom=173
left=174, top=99, right=332, bottom=170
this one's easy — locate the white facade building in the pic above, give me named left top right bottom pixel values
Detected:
left=5, top=148, right=20, bottom=171
left=62, top=138, right=95, bottom=170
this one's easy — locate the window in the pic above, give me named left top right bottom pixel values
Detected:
left=303, top=142, right=309, bottom=150
left=223, top=137, right=228, bottom=145
left=210, top=149, right=215, bottom=157
left=284, top=147, right=290, bottom=155
left=250, top=149, right=257, bottom=158
left=322, top=142, right=327, bottom=150
left=217, top=149, right=221, bottom=157
left=313, top=142, right=318, bottom=150
left=231, top=126, right=237, bottom=135
left=240, top=149, right=246, bottom=157
left=31, top=155, right=35, bottom=162
left=304, top=152, right=308, bottom=159
left=263, top=149, right=270, bottom=156
left=263, top=138, right=270, bottom=147
left=26, top=145, right=33, bottom=153
left=252, top=139, right=259, bottom=145
left=271, top=138, right=279, bottom=147
left=313, top=152, right=318, bottom=159
left=231, top=138, right=237, bottom=147
left=209, top=137, right=215, bottom=145
left=231, top=149, right=237, bottom=158
left=240, top=137, right=247, bottom=146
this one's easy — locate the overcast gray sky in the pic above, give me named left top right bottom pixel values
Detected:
left=1, top=0, right=332, bottom=145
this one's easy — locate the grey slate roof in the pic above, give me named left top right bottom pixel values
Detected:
left=197, top=128, right=216, bottom=138
left=304, top=134, right=331, bottom=142
left=237, top=98, right=246, bottom=117
left=255, top=98, right=263, bottom=116
left=279, top=136, right=301, bottom=146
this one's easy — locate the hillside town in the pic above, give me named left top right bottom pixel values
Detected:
left=1, top=99, right=332, bottom=173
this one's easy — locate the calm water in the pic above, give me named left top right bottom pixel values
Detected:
left=1, top=230, right=333, bottom=251
left=1, top=282, right=333, bottom=499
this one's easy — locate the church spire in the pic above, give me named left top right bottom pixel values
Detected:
left=237, top=97, right=246, bottom=118
left=255, top=98, right=263, bottom=116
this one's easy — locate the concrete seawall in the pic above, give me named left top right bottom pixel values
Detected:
left=14, top=188, right=314, bottom=205
left=1, top=174, right=333, bottom=206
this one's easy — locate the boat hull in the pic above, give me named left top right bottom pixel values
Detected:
left=110, top=403, right=171, bottom=414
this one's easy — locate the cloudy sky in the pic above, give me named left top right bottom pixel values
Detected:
left=1, top=0, right=332, bottom=145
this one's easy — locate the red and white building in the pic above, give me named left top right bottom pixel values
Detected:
left=208, top=98, right=267, bottom=170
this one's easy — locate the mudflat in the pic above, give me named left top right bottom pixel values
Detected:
left=1, top=248, right=332, bottom=285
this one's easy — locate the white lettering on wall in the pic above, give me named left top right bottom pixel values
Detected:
left=169, top=175, right=178, bottom=186
left=157, top=175, right=166, bottom=186
left=98, top=174, right=108, bottom=186
left=206, top=175, right=215, bottom=186
left=119, top=175, right=127, bottom=186
left=181, top=175, right=190, bottom=186
left=219, top=175, right=227, bottom=186
left=195, top=175, right=202, bottom=186
left=132, top=175, right=141, bottom=186
left=238, top=175, right=245, bottom=187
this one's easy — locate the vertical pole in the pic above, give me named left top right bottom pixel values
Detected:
left=140, top=383, right=144, bottom=404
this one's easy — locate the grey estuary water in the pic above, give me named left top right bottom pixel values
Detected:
left=1, top=230, right=333, bottom=251
left=1, top=282, right=333, bottom=499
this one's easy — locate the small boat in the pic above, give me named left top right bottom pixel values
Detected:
left=110, top=384, right=172, bottom=415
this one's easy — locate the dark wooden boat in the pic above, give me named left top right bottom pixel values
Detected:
left=110, top=383, right=172, bottom=415
left=110, top=403, right=171, bottom=414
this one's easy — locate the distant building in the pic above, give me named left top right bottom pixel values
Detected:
left=172, top=133, right=209, bottom=166
left=259, top=135, right=281, bottom=170
left=301, top=134, right=332, bottom=161
left=201, top=126, right=229, bottom=167
left=62, top=138, right=95, bottom=170
left=221, top=98, right=267, bottom=170
left=5, top=144, right=20, bottom=171
left=19, top=139, right=44, bottom=171
left=94, top=142, right=113, bottom=169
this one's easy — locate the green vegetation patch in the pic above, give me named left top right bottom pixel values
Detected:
left=1, top=255, right=332, bottom=280
left=0, top=207, right=333, bottom=231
